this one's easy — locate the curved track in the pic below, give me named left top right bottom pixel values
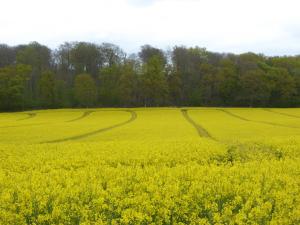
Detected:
left=43, top=110, right=137, bottom=143
left=219, top=109, right=300, bottom=129
left=66, top=111, right=94, bottom=122
left=0, top=123, right=47, bottom=129
left=263, top=108, right=300, bottom=119
left=17, top=112, right=37, bottom=121
left=181, top=109, right=215, bottom=140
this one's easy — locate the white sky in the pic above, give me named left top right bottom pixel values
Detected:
left=1, top=0, right=300, bottom=55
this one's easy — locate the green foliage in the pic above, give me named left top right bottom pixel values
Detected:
left=69, top=42, right=101, bottom=77
left=1, top=42, right=300, bottom=109
left=53, top=79, right=71, bottom=108
left=118, top=61, right=139, bottom=107
left=268, top=68, right=297, bottom=106
left=74, top=73, right=97, bottom=107
left=98, top=65, right=122, bottom=106
left=141, top=56, right=169, bottom=106
left=98, top=61, right=139, bottom=107
left=16, top=42, right=51, bottom=71
left=217, top=59, right=239, bottom=105
left=0, top=64, right=32, bottom=110
left=0, top=44, right=16, bottom=67
left=39, top=71, right=56, bottom=108
left=238, top=69, right=271, bottom=106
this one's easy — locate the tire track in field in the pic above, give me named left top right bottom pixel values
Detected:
left=0, top=123, right=47, bottom=129
left=219, top=109, right=300, bottom=129
left=43, top=110, right=137, bottom=143
left=180, top=109, right=216, bottom=140
left=66, top=110, right=94, bottom=122
left=262, top=108, right=300, bottom=119
left=17, top=112, right=37, bottom=121
left=218, top=109, right=251, bottom=121
left=1, top=111, right=81, bottom=129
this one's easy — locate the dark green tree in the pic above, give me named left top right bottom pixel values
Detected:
left=39, top=71, right=55, bottom=108
left=16, top=42, right=51, bottom=105
left=98, top=65, right=122, bottom=106
left=238, top=69, right=271, bottom=106
left=70, top=42, right=101, bottom=78
left=0, top=44, right=16, bottom=68
left=140, top=55, right=169, bottom=106
left=217, top=58, right=239, bottom=105
left=74, top=73, right=97, bottom=107
left=118, top=60, right=139, bottom=107
left=0, top=64, right=32, bottom=110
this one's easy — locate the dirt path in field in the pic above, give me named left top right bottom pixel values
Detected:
left=180, top=109, right=215, bottom=140
left=43, top=110, right=137, bottom=143
left=66, top=110, right=94, bottom=122
left=219, top=109, right=300, bottom=129
left=263, top=108, right=300, bottom=119
left=17, top=112, right=37, bottom=121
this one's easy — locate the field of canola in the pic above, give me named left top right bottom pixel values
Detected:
left=0, top=108, right=300, bottom=224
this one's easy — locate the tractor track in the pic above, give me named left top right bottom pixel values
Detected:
left=262, top=108, right=300, bottom=119
left=17, top=112, right=37, bottom=121
left=218, top=109, right=250, bottom=121
left=219, top=109, right=300, bottom=129
left=66, top=110, right=94, bottom=122
left=0, top=123, right=47, bottom=129
left=180, top=109, right=216, bottom=140
left=43, top=110, right=137, bottom=143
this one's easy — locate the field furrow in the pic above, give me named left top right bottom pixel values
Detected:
left=66, top=110, right=94, bottom=122
left=44, top=110, right=137, bottom=143
left=221, top=109, right=300, bottom=129
left=181, top=109, right=215, bottom=140
left=263, top=108, right=300, bottom=118
left=17, top=112, right=37, bottom=121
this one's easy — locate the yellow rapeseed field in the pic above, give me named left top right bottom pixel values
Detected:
left=0, top=108, right=300, bottom=224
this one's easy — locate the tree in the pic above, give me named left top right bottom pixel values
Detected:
left=171, top=46, right=208, bottom=105
left=73, top=74, right=97, bottom=107
left=16, top=42, right=51, bottom=72
left=168, top=69, right=183, bottom=106
left=119, top=60, right=139, bottom=107
left=99, top=43, right=125, bottom=67
left=54, top=79, right=71, bottom=107
left=139, top=45, right=166, bottom=64
left=140, top=55, right=169, bottom=106
left=54, top=42, right=74, bottom=84
left=0, top=64, right=32, bottom=111
left=98, top=65, right=122, bottom=106
left=237, top=69, right=271, bottom=106
left=217, top=58, right=239, bottom=105
left=16, top=42, right=52, bottom=104
left=39, top=71, right=55, bottom=108
left=70, top=42, right=101, bottom=78
left=200, top=63, right=219, bottom=105
left=267, top=68, right=297, bottom=107
left=1, top=41, right=300, bottom=110
left=0, top=44, right=16, bottom=68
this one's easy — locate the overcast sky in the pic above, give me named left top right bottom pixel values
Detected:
left=1, top=0, right=300, bottom=55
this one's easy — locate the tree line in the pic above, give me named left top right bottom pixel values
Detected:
left=0, top=41, right=300, bottom=111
